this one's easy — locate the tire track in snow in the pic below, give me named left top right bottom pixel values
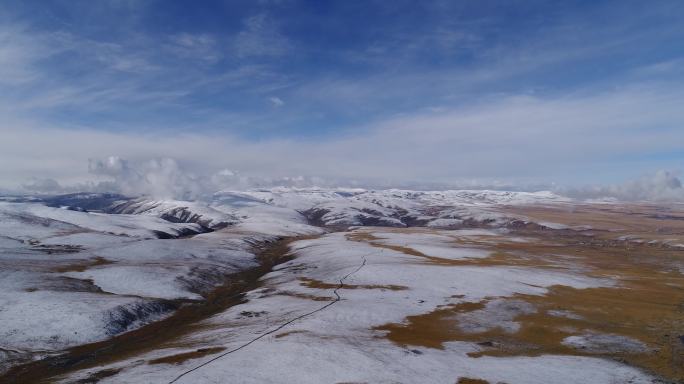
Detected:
left=169, top=252, right=371, bottom=383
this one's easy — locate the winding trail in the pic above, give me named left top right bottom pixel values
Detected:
left=169, top=252, right=371, bottom=384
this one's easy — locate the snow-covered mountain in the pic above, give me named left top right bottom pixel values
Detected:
left=214, top=188, right=570, bottom=229
left=19, top=188, right=570, bottom=231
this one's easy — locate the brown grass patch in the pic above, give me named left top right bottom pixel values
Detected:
left=457, top=378, right=490, bottom=384
left=148, top=347, right=226, bottom=365
left=53, top=257, right=112, bottom=273
left=299, top=277, right=408, bottom=291
left=275, top=330, right=309, bottom=339
left=375, top=301, right=485, bottom=349
left=73, top=368, right=122, bottom=384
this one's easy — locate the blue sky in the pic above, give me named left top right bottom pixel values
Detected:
left=1, top=0, right=684, bottom=193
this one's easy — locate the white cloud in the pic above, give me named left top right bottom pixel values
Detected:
left=88, top=156, right=203, bottom=199
left=269, top=96, right=285, bottom=107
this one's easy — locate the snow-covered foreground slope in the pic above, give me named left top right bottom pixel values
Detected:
left=0, top=196, right=322, bottom=372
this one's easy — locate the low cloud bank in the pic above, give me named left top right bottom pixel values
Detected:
left=560, top=170, right=684, bottom=202
left=19, top=156, right=684, bottom=203
left=22, top=156, right=339, bottom=200
left=18, top=156, right=538, bottom=199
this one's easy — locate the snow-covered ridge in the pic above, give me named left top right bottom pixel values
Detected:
left=22, top=188, right=569, bottom=231
left=0, top=201, right=203, bottom=240
left=107, top=198, right=238, bottom=230
left=216, top=188, right=567, bottom=208
left=213, top=188, right=569, bottom=228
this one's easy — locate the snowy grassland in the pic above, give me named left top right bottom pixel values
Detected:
left=3, top=188, right=661, bottom=383
left=63, top=229, right=658, bottom=384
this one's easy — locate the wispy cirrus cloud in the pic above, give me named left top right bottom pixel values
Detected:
left=167, top=33, right=220, bottom=63
left=233, top=13, right=291, bottom=58
left=0, top=24, right=58, bottom=84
